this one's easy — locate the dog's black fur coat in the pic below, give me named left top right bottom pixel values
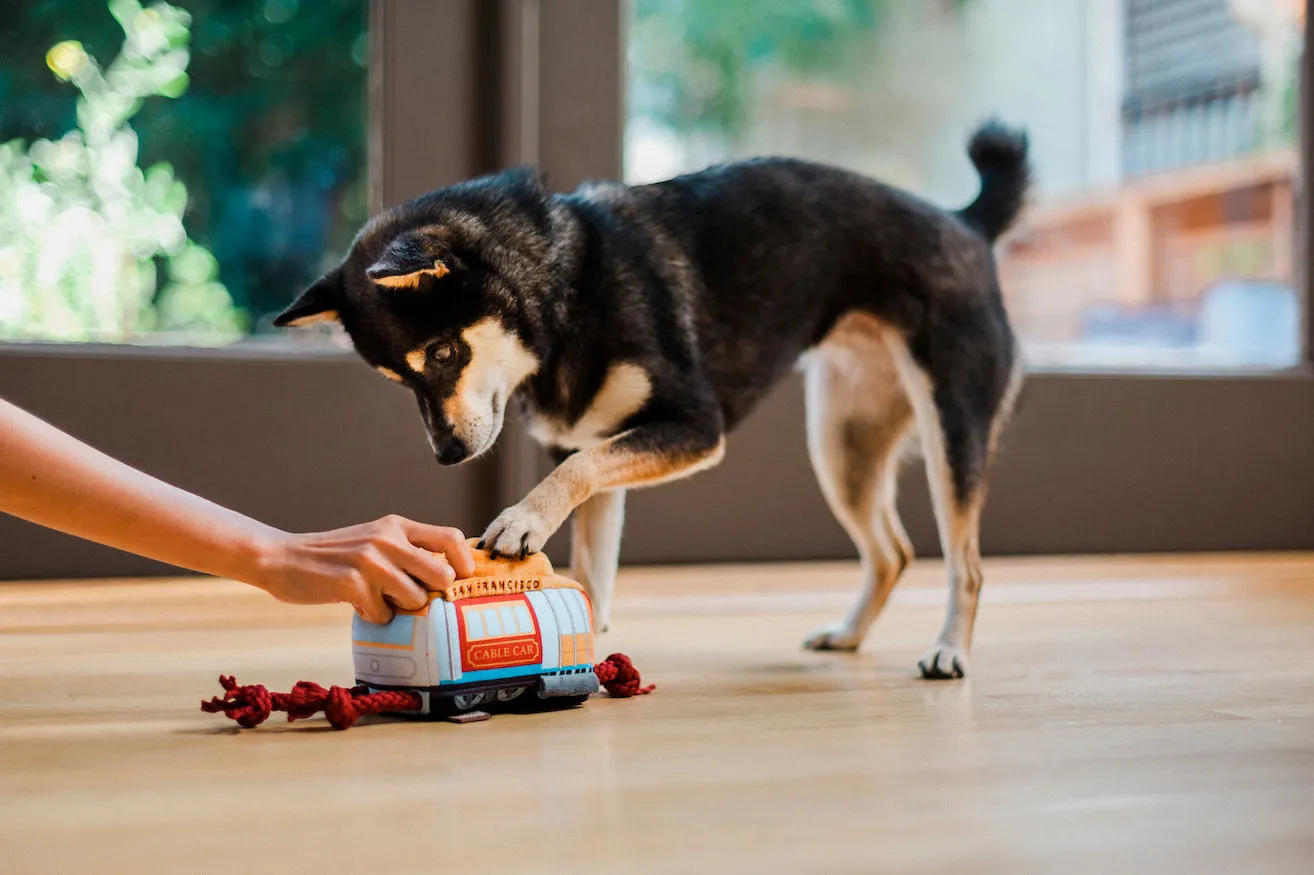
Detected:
left=278, top=121, right=1029, bottom=513
left=277, top=122, right=1031, bottom=676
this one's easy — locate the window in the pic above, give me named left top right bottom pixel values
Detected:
left=464, top=607, right=486, bottom=640
left=2, top=1, right=1307, bottom=580
left=498, top=605, right=517, bottom=637
left=462, top=600, right=539, bottom=641
left=626, top=0, right=1306, bottom=369
left=0, top=0, right=367, bottom=346
left=483, top=607, right=504, bottom=638
left=513, top=603, right=534, bottom=634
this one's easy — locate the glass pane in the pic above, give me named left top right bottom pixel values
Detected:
left=0, top=0, right=367, bottom=346
left=626, top=0, right=1305, bottom=370
left=484, top=608, right=504, bottom=638
left=499, top=606, right=519, bottom=637
left=464, top=607, right=486, bottom=640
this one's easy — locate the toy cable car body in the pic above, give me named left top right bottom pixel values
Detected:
left=351, top=545, right=599, bottom=716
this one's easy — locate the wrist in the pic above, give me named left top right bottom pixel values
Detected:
left=228, top=523, right=289, bottom=590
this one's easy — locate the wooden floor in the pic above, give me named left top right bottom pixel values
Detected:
left=3, top=554, right=1313, bottom=875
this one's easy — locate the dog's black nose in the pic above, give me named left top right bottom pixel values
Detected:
left=434, top=436, right=469, bottom=465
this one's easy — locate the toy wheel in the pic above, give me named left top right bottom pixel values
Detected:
left=451, top=692, right=488, bottom=711
left=494, top=687, right=525, bottom=703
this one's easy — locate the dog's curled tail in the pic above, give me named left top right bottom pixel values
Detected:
left=958, top=120, right=1031, bottom=243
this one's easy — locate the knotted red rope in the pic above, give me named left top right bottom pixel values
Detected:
left=203, top=652, right=651, bottom=730
left=201, top=675, right=423, bottom=730
left=594, top=653, right=655, bottom=697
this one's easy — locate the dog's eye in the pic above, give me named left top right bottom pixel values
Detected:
left=430, top=342, right=455, bottom=365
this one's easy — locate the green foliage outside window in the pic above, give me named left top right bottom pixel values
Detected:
left=629, top=0, right=973, bottom=137
left=0, top=0, right=366, bottom=343
left=0, top=0, right=240, bottom=342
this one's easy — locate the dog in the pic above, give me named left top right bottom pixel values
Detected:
left=274, top=121, right=1030, bottom=680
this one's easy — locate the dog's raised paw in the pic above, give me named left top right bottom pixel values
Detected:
left=480, top=504, right=552, bottom=560
left=803, top=624, right=863, bottom=652
left=918, top=644, right=967, bottom=680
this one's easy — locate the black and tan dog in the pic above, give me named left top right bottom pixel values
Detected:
left=275, top=122, right=1030, bottom=679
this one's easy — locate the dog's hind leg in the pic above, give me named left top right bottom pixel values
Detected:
left=886, top=316, right=1022, bottom=679
left=570, top=489, right=626, bottom=633
left=802, top=331, right=916, bottom=652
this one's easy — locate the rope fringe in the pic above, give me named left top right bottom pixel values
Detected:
left=202, top=653, right=651, bottom=730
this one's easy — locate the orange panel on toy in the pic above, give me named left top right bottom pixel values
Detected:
left=466, top=539, right=555, bottom=579
left=426, top=539, right=585, bottom=603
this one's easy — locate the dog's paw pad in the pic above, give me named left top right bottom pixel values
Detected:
left=917, top=645, right=967, bottom=680
left=803, top=624, right=863, bottom=652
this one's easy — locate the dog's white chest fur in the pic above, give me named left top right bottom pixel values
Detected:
left=528, top=362, right=652, bottom=450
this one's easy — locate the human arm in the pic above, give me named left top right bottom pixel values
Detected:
left=0, top=399, right=474, bottom=622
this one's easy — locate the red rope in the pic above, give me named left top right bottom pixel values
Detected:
left=594, top=653, right=655, bottom=697
left=202, top=652, right=652, bottom=730
left=201, top=676, right=423, bottom=730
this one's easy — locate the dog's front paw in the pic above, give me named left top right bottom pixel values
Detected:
left=803, top=623, right=864, bottom=652
left=479, top=504, right=554, bottom=560
left=917, top=644, right=967, bottom=680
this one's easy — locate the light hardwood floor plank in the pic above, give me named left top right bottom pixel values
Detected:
left=2, top=554, right=1312, bottom=875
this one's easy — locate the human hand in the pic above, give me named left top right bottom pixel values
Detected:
left=247, top=516, right=475, bottom=623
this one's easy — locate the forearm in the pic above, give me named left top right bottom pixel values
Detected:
left=0, top=400, right=273, bottom=582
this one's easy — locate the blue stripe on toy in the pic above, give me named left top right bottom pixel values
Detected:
left=437, top=663, right=593, bottom=685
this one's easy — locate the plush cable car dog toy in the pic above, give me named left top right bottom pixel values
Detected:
left=203, top=542, right=652, bottom=730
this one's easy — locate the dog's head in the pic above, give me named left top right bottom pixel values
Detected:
left=275, top=168, right=553, bottom=465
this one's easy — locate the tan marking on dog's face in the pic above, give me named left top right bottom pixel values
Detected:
left=527, top=362, right=653, bottom=450
left=374, top=262, right=449, bottom=290
left=440, top=318, right=539, bottom=458
left=405, top=348, right=429, bottom=374
left=375, top=366, right=404, bottom=383
left=283, top=310, right=340, bottom=327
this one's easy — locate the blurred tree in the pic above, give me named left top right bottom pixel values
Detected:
left=0, top=0, right=367, bottom=334
left=630, top=0, right=974, bottom=137
left=0, top=0, right=244, bottom=343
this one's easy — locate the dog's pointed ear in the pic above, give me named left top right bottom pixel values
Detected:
left=366, top=231, right=450, bottom=290
left=274, top=267, right=343, bottom=328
